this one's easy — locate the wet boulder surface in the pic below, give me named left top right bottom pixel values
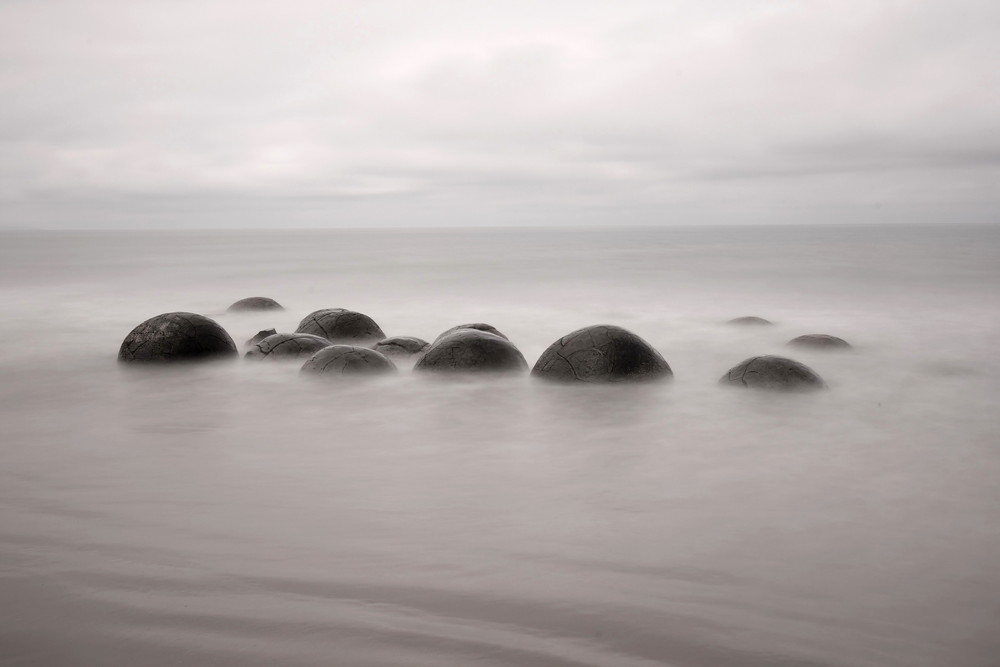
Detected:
left=118, top=312, right=237, bottom=364
left=295, top=308, right=386, bottom=345
left=435, top=323, right=509, bottom=342
left=227, top=297, right=284, bottom=312
left=531, top=325, right=672, bottom=383
left=788, top=334, right=851, bottom=349
left=415, top=330, right=528, bottom=374
left=245, top=328, right=277, bottom=347
left=372, top=336, right=430, bottom=359
left=728, top=316, right=773, bottom=326
left=245, top=333, right=331, bottom=361
left=720, top=355, right=826, bottom=391
left=300, top=345, right=397, bottom=377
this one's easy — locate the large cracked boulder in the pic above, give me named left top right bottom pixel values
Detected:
left=435, top=323, right=509, bottom=342
left=300, top=345, right=397, bottom=378
left=118, top=312, right=237, bottom=364
left=227, top=297, right=284, bottom=312
left=531, top=325, right=672, bottom=383
left=788, top=334, right=851, bottom=349
left=372, top=336, right=430, bottom=359
left=415, top=329, right=527, bottom=374
left=719, top=355, right=826, bottom=391
left=728, top=316, right=773, bottom=326
left=245, top=333, right=331, bottom=361
left=295, top=308, right=386, bottom=345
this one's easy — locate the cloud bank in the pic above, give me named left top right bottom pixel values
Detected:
left=1, top=0, right=998, bottom=228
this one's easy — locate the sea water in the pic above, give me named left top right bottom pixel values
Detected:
left=1, top=225, right=998, bottom=666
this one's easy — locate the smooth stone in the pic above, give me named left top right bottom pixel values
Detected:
left=531, top=324, right=672, bottom=383
left=227, top=297, right=284, bottom=312
left=728, top=316, right=773, bottom=325
left=245, top=328, right=277, bottom=347
left=372, top=336, right=430, bottom=359
left=300, top=345, right=397, bottom=377
left=788, top=334, right=851, bottom=349
left=245, top=333, right=331, bottom=361
left=415, top=330, right=527, bottom=374
left=118, top=312, right=237, bottom=364
left=435, top=323, right=509, bottom=342
left=719, top=355, right=826, bottom=391
left=295, top=308, right=386, bottom=345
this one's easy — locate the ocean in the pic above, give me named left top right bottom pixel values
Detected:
left=1, top=224, right=998, bottom=666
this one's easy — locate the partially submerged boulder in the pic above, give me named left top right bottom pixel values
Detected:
left=245, top=333, right=331, bottom=361
left=788, top=334, right=851, bottom=349
left=728, top=316, right=773, bottom=326
left=531, top=325, right=672, bottom=383
left=245, top=328, right=277, bottom=347
left=300, top=345, right=397, bottom=377
left=415, top=329, right=527, bottom=374
left=227, top=297, right=284, bottom=312
left=372, top=336, right=430, bottom=359
left=118, top=312, right=237, bottom=364
left=295, top=308, right=385, bottom=345
left=435, top=323, right=509, bottom=342
left=719, top=355, right=826, bottom=391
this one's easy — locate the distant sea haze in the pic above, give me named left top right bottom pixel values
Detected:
left=1, top=224, right=999, bottom=666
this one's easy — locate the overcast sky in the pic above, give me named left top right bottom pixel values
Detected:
left=1, top=0, right=997, bottom=228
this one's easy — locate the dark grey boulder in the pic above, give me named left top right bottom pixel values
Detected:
left=719, top=355, right=826, bottom=391
left=415, top=330, right=528, bottom=374
left=788, top=334, right=851, bottom=349
left=245, top=328, right=277, bottom=347
left=118, top=312, right=237, bottom=364
left=372, top=336, right=430, bottom=359
left=300, top=345, right=397, bottom=377
left=295, top=308, right=386, bottom=345
left=435, top=323, right=509, bottom=342
left=531, top=325, right=672, bottom=383
left=227, top=297, right=284, bottom=312
left=728, top=316, right=773, bottom=326
left=245, top=333, right=331, bottom=361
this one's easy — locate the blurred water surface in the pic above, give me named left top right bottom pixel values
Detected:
left=1, top=225, right=999, bottom=666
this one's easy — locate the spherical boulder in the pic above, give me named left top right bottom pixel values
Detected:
left=372, top=336, right=430, bottom=359
left=245, top=333, right=331, bottom=361
left=227, top=297, right=284, bottom=312
left=435, top=323, right=509, bottom=342
left=245, top=328, right=277, bottom=347
left=415, top=329, right=528, bottom=374
left=300, top=345, right=397, bottom=378
left=788, top=334, right=851, bottom=349
left=531, top=325, right=672, bottom=383
left=295, top=308, right=386, bottom=345
left=118, top=312, right=237, bottom=364
left=719, top=355, right=826, bottom=391
left=728, top=316, right=773, bottom=326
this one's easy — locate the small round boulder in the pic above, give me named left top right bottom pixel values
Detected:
left=300, top=345, right=397, bottom=377
left=719, top=355, right=826, bottom=391
left=728, top=316, right=773, bottom=326
left=788, top=334, right=851, bottom=349
left=373, top=336, right=430, bottom=359
left=118, top=312, right=237, bottom=364
left=245, top=333, right=331, bottom=361
left=295, top=308, right=386, bottom=345
left=415, top=330, right=527, bottom=374
left=245, top=328, right=277, bottom=347
left=435, top=323, right=509, bottom=342
left=227, top=297, right=284, bottom=312
left=531, top=325, right=672, bottom=383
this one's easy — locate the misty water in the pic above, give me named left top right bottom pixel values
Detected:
left=1, top=225, right=999, bottom=667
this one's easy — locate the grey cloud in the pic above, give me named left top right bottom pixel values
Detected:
left=1, top=0, right=997, bottom=227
